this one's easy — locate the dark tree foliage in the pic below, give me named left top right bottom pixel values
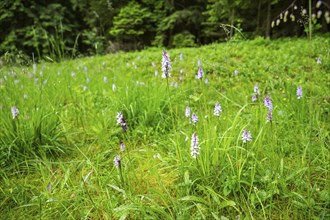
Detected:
left=0, top=0, right=329, bottom=61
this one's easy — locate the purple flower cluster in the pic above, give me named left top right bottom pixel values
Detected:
left=242, top=130, right=252, bottom=143
left=185, top=106, right=191, bottom=118
left=162, top=50, right=172, bottom=78
left=191, top=113, right=198, bottom=124
left=264, top=96, right=273, bottom=122
left=196, top=67, right=204, bottom=79
left=214, top=101, right=222, bottom=116
left=11, top=106, right=19, bottom=119
left=120, top=142, right=125, bottom=152
left=114, top=155, right=121, bottom=168
left=252, top=84, right=260, bottom=102
left=190, top=132, right=200, bottom=158
left=264, top=96, right=273, bottom=111
left=296, top=86, right=303, bottom=99
left=116, top=112, right=127, bottom=132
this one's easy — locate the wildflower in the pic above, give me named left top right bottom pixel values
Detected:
left=23, top=94, right=28, bottom=99
left=104, top=76, right=108, bottom=83
left=317, top=10, right=322, bottom=19
left=71, top=71, right=75, bottom=77
left=116, top=112, right=127, bottom=132
left=185, top=107, right=191, bottom=118
left=162, top=50, right=172, bottom=78
left=252, top=84, right=260, bottom=102
left=11, top=106, right=19, bottom=119
left=83, top=86, right=87, bottom=91
left=196, top=67, right=204, bottom=79
left=191, top=113, right=198, bottom=124
left=114, top=155, right=121, bottom=168
left=197, top=59, right=201, bottom=67
left=120, top=142, right=125, bottom=152
left=151, top=62, right=156, bottom=67
left=180, top=52, right=183, bottom=61
left=190, top=132, right=200, bottom=158
left=252, top=95, right=257, bottom=102
left=234, top=70, right=238, bottom=75
left=132, top=62, right=137, bottom=69
left=317, top=58, right=322, bottom=64
left=266, top=110, right=273, bottom=122
left=214, top=101, right=222, bottom=116
left=254, top=84, right=260, bottom=96
left=316, top=0, right=322, bottom=8
left=112, top=84, right=117, bottom=92
left=264, top=96, right=273, bottom=111
left=296, top=86, right=303, bottom=99
left=242, top=130, right=252, bottom=143
left=171, top=81, right=178, bottom=88
left=155, top=70, right=158, bottom=77
left=204, top=78, right=209, bottom=84
left=86, top=77, right=90, bottom=83
left=47, top=182, right=51, bottom=192
left=83, top=66, right=88, bottom=72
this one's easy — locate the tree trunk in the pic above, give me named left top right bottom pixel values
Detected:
left=230, top=9, right=235, bottom=38
left=308, top=0, right=312, bottom=40
left=266, top=0, right=271, bottom=38
left=257, top=0, right=262, bottom=34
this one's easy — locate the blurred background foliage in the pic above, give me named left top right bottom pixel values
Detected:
left=0, top=0, right=329, bottom=62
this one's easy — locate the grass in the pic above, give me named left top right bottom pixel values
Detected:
left=0, top=36, right=329, bottom=219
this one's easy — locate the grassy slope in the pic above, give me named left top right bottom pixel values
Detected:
left=0, top=36, right=329, bottom=219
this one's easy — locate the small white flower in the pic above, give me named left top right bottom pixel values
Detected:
left=191, top=113, right=198, bottom=124
left=190, top=132, right=200, bottom=158
left=11, top=106, right=19, bottom=119
left=242, top=130, right=252, bottom=143
left=112, top=84, right=117, bottom=91
left=214, top=101, right=222, bottom=116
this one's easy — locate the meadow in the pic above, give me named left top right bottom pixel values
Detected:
left=0, top=36, right=329, bottom=219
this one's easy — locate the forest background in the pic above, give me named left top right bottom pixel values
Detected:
left=0, top=0, right=330, bottom=63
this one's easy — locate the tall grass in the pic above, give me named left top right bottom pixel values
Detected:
left=0, top=36, right=329, bottom=219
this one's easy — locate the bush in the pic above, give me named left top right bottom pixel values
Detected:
left=172, top=31, right=197, bottom=48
